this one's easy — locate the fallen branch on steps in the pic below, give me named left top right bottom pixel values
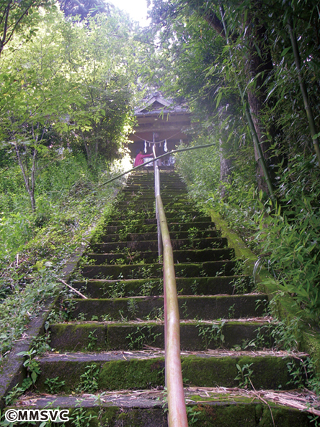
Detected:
left=58, top=279, right=87, bottom=299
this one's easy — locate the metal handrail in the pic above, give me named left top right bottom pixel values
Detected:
left=155, top=178, right=188, bottom=426
left=153, top=145, right=162, bottom=260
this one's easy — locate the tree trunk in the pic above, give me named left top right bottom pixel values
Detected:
left=14, top=142, right=36, bottom=212
left=204, top=3, right=281, bottom=193
left=245, top=15, right=276, bottom=192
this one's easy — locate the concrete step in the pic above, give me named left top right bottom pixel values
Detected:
left=97, top=229, right=221, bottom=242
left=72, top=276, right=253, bottom=298
left=49, top=319, right=274, bottom=351
left=66, top=294, right=268, bottom=321
left=109, top=210, right=206, bottom=220
left=106, top=217, right=212, bottom=227
left=85, top=248, right=235, bottom=264
left=33, top=350, right=307, bottom=392
left=81, top=260, right=237, bottom=280
left=12, top=388, right=313, bottom=426
left=103, top=221, right=216, bottom=234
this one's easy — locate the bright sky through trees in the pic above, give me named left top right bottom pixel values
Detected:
left=108, top=0, right=150, bottom=26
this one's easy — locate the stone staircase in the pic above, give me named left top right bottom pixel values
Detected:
left=12, top=170, right=312, bottom=426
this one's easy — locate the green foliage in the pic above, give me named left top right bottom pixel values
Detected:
left=44, top=376, right=66, bottom=394
left=255, top=156, right=320, bottom=321
left=126, top=325, right=162, bottom=350
left=0, top=152, right=123, bottom=357
left=147, top=0, right=320, bottom=325
left=76, top=364, right=99, bottom=393
left=68, top=407, right=97, bottom=427
left=234, top=362, right=254, bottom=389
left=196, top=320, right=225, bottom=349
left=86, top=329, right=98, bottom=351
left=175, top=139, right=220, bottom=202
left=186, top=406, right=203, bottom=426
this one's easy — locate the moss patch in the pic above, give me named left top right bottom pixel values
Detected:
left=99, top=358, right=165, bottom=390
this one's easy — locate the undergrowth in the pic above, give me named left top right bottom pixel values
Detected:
left=176, top=148, right=320, bottom=326
left=0, top=153, right=126, bottom=358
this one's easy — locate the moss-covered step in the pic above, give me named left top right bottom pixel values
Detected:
left=103, top=224, right=157, bottom=235
left=34, top=350, right=307, bottom=393
left=106, top=217, right=212, bottom=227
left=90, top=237, right=227, bottom=253
left=95, top=229, right=221, bottom=243
left=72, top=275, right=252, bottom=298
left=108, top=211, right=209, bottom=221
left=128, top=229, right=222, bottom=241
left=49, top=320, right=274, bottom=351
left=116, top=197, right=190, bottom=207
left=81, top=260, right=237, bottom=280
left=102, top=221, right=215, bottom=235
left=86, top=248, right=235, bottom=265
left=67, top=294, right=268, bottom=321
left=12, top=392, right=312, bottom=427
left=87, top=239, right=226, bottom=253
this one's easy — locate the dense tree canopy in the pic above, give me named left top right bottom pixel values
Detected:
left=146, top=0, right=320, bottom=194
left=0, top=4, right=141, bottom=211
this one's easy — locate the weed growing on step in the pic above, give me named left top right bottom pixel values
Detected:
left=86, top=329, right=98, bottom=351
left=243, top=324, right=273, bottom=350
left=228, top=304, right=236, bottom=319
left=106, top=281, right=125, bottom=298
left=187, top=227, right=200, bottom=247
left=235, top=362, right=254, bottom=389
left=186, top=406, right=203, bottom=426
left=118, top=309, right=128, bottom=322
left=196, top=320, right=225, bottom=349
left=231, top=276, right=254, bottom=294
left=69, top=407, right=97, bottom=427
left=141, top=264, right=155, bottom=279
left=139, top=279, right=161, bottom=296
left=79, top=255, right=97, bottom=267
left=76, top=364, right=99, bottom=393
left=215, top=266, right=226, bottom=277
left=126, top=325, right=162, bottom=350
left=181, top=301, right=189, bottom=318
left=4, top=348, right=42, bottom=405
left=255, top=298, right=268, bottom=315
left=145, top=306, right=164, bottom=321
left=269, top=316, right=301, bottom=351
left=3, top=384, right=26, bottom=406
left=286, top=356, right=320, bottom=395
left=191, top=280, right=200, bottom=295
left=199, top=268, right=208, bottom=277
left=17, top=348, right=41, bottom=389
left=211, top=240, right=221, bottom=248
left=31, top=332, right=51, bottom=355
left=77, top=312, right=87, bottom=321
left=127, top=298, right=138, bottom=317
left=44, top=376, right=66, bottom=394
left=100, top=314, right=113, bottom=321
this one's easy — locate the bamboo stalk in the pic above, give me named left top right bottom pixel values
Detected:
left=219, top=6, right=275, bottom=202
left=287, top=19, right=320, bottom=165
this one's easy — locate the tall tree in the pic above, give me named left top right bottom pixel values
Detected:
left=0, top=0, right=52, bottom=57
left=148, top=0, right=283, bottom=193
left=0, top=7, right=138, bottom=210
